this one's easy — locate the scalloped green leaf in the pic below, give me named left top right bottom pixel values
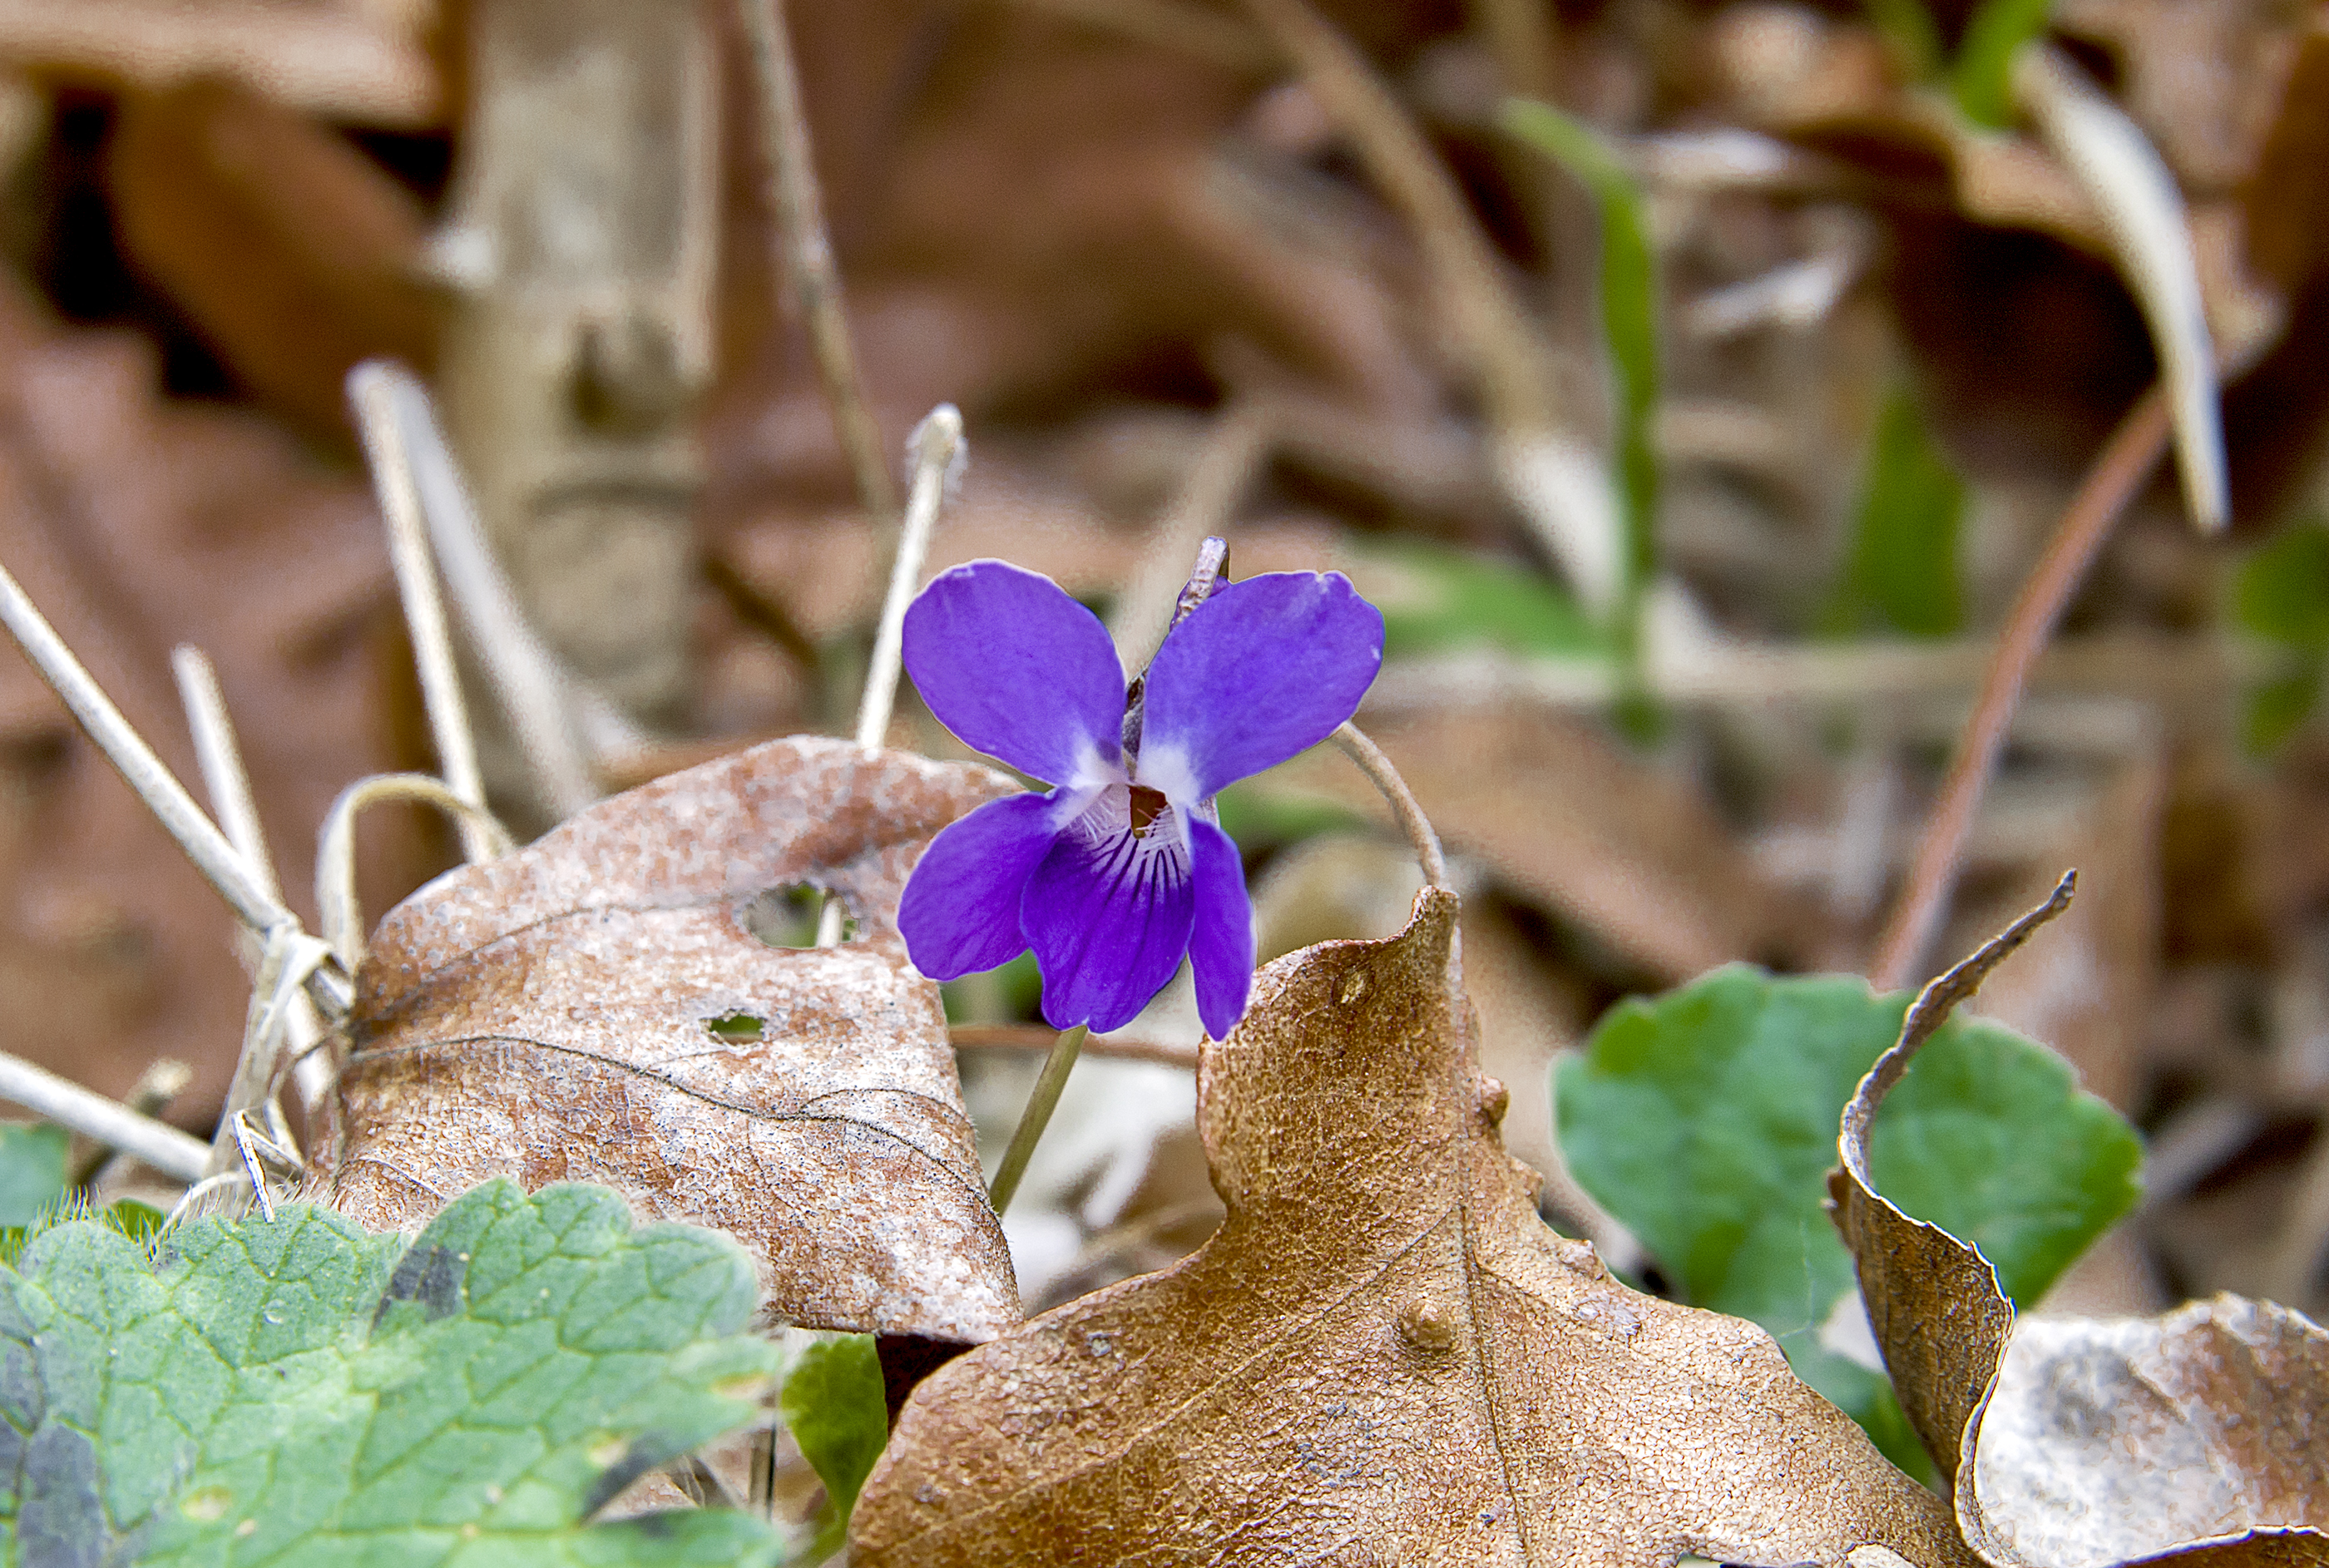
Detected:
left=0, top=1179, right=784, bottom=1566
left=1556, top=966, right=2142, bottom=1476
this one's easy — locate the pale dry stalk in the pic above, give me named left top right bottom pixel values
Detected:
left=349, top=362, right=497, bottom=863
left=0, top=555, right=352, bottom=1018
left=0, top=1049, right=207, bottom=1183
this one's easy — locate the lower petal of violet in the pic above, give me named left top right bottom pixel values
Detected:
left=897, top=790, right=1063, bottom=980
left=1185, top=817, right=1254, bottom=1040
left=1021, top=788, right=1196, bottom=1034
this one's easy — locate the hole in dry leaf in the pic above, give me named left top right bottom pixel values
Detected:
left=741, top=883, right=859, bottom=947
left=705, top=1011, right=766, bottom=1044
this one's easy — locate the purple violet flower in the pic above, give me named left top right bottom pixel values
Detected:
left=897, top=559, right=1384, bottom=1038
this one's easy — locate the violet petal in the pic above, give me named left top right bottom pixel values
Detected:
left=1186, top=817, right=1254, bottom=1039
left=898, top=790, right=1062, bottom=980
left=1021, top=789, right=1196, bottom=1032
left=1135, top=571, right=1384, bottom=802
left=903, top=560, right=1126, bottom=786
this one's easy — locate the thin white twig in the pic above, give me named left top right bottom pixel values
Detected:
left=317, top=773, right=515, bottom=973
left=366, top=361, right=611, bottom=817
left=1331, top=722, right=1449, bottom=889
left=856, top=404, right=964, bottom=750
left=814, top=405, right=964, bottom=950
left=349, top=362, right=498, bottom=858
left=172, top=646, right=334, bottom=1117
left=0, top=1051, right=208, bottom=1183
left=0, top=554, right=351, bottom=1015
left=202, top=925, right=333, bottom=1180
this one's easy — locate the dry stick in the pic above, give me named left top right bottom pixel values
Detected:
left=1332, top=721, right=1451, bottom=890
left=1867, top=387, right=2169, bottom=991
left=373, top=361, right=604, bottom=819
left=71, top=1056, right=192, bottom=1189
left=318, top=774, right=516, bottom=973
left=988, top=1026, right=1090, bottom=1215
left=349, top=363, right=497, bottom=863
left=813, top=406, right=963, bottom=948
left=738, top=0, right=896, bottom=526
left=173, top=646, right=333, bottom=1120
left=0, top=1051, right=208, bottom=1185
left=0, top=557, right=352, bottom=1019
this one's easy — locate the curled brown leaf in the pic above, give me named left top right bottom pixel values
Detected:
left=1830, top=873, right=2329, bottom=1567
left=854, top=888, right=1975, bottom=1566
left=300, top=735, right=1021, bottom=1343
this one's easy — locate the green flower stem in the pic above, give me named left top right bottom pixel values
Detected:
left=988, top=1026, right=1089, bottom=1214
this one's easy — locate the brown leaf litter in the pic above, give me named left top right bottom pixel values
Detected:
left=853, top=888, right=1973, bottom=1566
left=1832, top=875, right=2329, bottom=1568
left=300, top=735, right=1022, bottom=1344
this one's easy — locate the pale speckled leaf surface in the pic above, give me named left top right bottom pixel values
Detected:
left=853, top=889, right=1977, bottom=1567
left=0, top=1180, right=782, bottom=1566
left=301, top=736, right=1022, bottom=1343
left=1830, top=880, right=2329, bottom=1568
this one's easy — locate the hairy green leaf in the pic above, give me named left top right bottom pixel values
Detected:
left=0, top=1179, right=784, bottom=1566
left=1826, top=380, right=1966, bottom=639
left=0, top=1124, right=67, bottom=1229
left=1556, top=967, right=2142, bottom=1475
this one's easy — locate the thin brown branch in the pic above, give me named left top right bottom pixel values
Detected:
left=737, top=0, right=897, bottom=525
left=1868, top=388, right=2170, bottom=991
left=950, top=1024, right=1201, bottom=1073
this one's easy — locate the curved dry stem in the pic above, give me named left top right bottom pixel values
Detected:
left=1333, top=721, right=1451, bottom=890
left=349, top=363, right=497, bottom=861
left=0, top=1050, right=209, bottom=1185
left=318, top=773, right=517, bottom=973
left=1868, top=388, right=2168, bottom=990
left=202, top=925, right=334, bottom=1181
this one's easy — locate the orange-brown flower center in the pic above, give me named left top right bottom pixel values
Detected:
left=1128, top=784, right=1169, bottom=838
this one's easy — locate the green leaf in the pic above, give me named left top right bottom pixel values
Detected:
left=780, top=1333, right=888, bottom=1553
left=2236, top=520, right=2329, bottom=651
left=1556, top=967, right=2142, bottom=1473
left=0, top=1123, right=68, bottom=1228
left=1953, top=0, right=2053, bottom=129
left=0, top=1179, right=784, bottom=1566
left=1350, top=541, right=1601, bottom=660
left=2244, top=669, right=2323, bottom=754
left=1501, top=101, right=1661, bottom=641
left=1825, top=380, right=1966, bottom=639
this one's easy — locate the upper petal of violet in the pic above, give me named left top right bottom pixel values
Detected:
left=903, top=561, right=1126, bottom=786
left=1135, top=571, right=1384, bottom=803
left=897, top=789, right=1063, bottom=980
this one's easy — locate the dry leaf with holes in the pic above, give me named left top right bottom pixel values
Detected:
left=853, top=888, right=1975, bottom=1566
left=1831, top=883, right=2329, bottom=1568
left=300, top=736, right=1022, bottom=1344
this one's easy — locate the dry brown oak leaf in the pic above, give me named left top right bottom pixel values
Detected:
left=300, top=735, right=1021, bottom=1344
left=853, top=888, right=1976, bottom=1566
left=1831, top=876, right=2329, bottom=1568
